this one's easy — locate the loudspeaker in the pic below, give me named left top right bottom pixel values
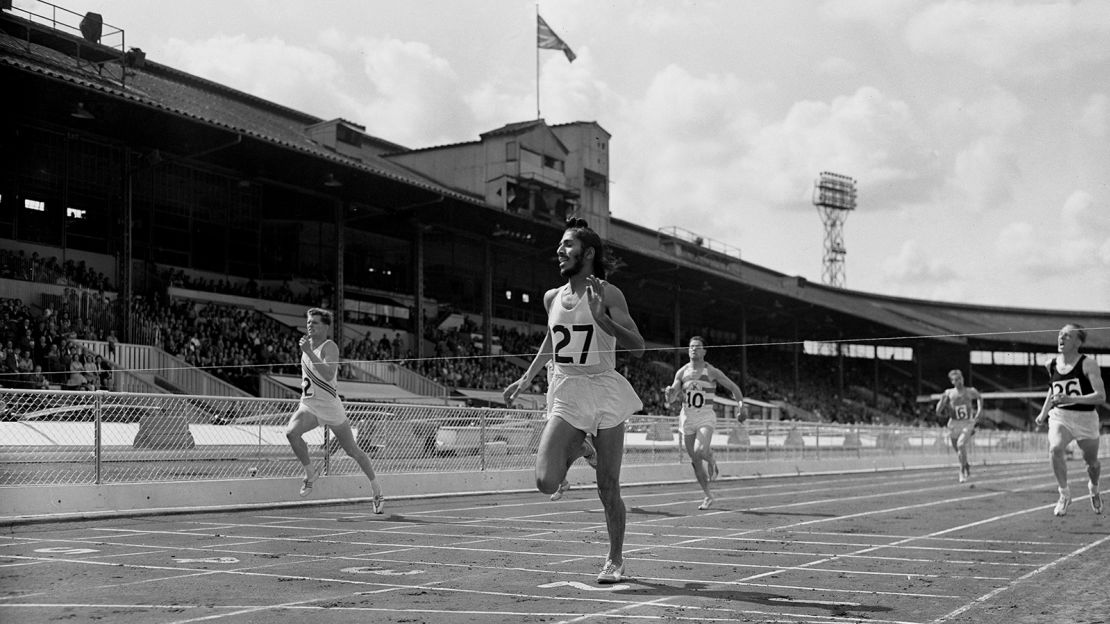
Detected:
left=79, top=12, right=103, bottom=43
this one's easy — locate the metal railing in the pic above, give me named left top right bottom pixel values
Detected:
left=0, top=388, right=1059, bottom=488
left=75, top=340, right=251, bottom=398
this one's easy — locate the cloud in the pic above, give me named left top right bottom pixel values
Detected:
left=738, top=86, right=936, bottom=209
left=163, top=35, right=346, bottom=118
left=816, top=56, right=859, bottom=76
left=882, top=239, right=957, bottom=283
left=905, top=0, right=1110, bottom=74
left=1078, top=94, right=1108, bottom=138
left=163, top=32, right=481, bottom=147
left=995, top=190, right=1110, bottom=278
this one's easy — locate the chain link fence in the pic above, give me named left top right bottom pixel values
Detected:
left=0, top=388, right=1049, bottom=487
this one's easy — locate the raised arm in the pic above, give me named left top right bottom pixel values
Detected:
left=587, top=277, right=644, bottom=357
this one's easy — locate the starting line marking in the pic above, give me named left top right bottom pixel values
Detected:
left=172, top=557, right=239, bottom=564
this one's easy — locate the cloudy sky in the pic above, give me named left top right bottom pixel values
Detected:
left=36, top=0, right=1110, bottom=312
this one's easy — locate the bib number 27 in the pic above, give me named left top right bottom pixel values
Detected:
left=553, top=324, right=595, bottom=365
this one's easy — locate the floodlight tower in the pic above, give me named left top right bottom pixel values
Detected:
left=813, top=171, right=857, bottom=288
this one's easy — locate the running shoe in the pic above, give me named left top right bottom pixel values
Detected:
left=550, top=479, right=570, bottom=501
left=581, top=435, right=598, bottom=469
left=299, top=469, right=317, bottom=497
left=596, top=559, right=625, bottom=584
left=1054, top=488, right=1072, bottom=516
left=1090, top=482, right=1102, bottom=515
left=957, top=469, right=966, bottom=484
left=372, top=493, right=385, bottom=515
left=698, top=496, right=714, bottom=510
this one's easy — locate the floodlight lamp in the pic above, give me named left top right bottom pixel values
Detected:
left=71, top=102, right=94, bottom=120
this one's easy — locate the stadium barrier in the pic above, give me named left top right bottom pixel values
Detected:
left=0, top=388, right=1058, bottom=520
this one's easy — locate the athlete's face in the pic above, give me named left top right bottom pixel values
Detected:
left=557, top=231, right=588, bottom=278
left=948, top=371, right=963, bottom=387
left=1058, top=327, right=1080, bottom=352
left=688, top=340, right=706, bottom=361
left=306, top=315, right=329, bottom=339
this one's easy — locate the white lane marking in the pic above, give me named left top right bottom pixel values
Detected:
left=768, top=597, right=861, bottom=606
left=737, top=484, right=1052, bottom=584
left=342, top=566, right=423, bottom=576
left=172, top=557, right=239, bottom=564
left=33, top=547, right=98, bottom=555
left=538, top=581, right=630, bottom=591
left=930, top=531, right=1110, bottom=624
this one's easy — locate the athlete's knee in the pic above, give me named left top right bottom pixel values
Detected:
left=536, top=473, right=561, bottom=494
left=595, top=477, right=621, bottom=506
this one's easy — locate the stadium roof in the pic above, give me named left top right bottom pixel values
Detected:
left=4, top=7, right=1107, bottom=354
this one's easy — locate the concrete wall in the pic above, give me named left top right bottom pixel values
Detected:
left=0, top=450, right=1048, bottom=525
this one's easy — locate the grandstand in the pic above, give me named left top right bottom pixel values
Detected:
left=1, top=0, right=1108, bottom=433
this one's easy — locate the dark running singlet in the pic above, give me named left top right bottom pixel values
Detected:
left=1048, top=355, right=1095, bottom=412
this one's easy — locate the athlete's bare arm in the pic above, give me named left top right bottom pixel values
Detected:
left=502, top=288, right=559, bottom=405
left=935, top=390, right=949, bottom=416
left=709, top=365, right=744, bottom=401
left=664, top=364, right=687, bottom=404
left=587, top=277, right=644, bottom=357
left=969, top=387, right=983, bottom=426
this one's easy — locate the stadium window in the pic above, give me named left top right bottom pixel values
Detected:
left=24, top=198, right=45, bottom=211
left=504, top=289, right=512, bottom=300
left=876, top=345, right=912, bottom=361
left=522, top=293, right=530, bottom=303
left=970, top=350, right=992, bottom=365
left=66, top=207, right=87, bottom=219
left=843, top=344, right=874, bottom=359
left=543, top=155, right=564, bottom=172
left=803, top=340, right=837, bottom=357
left=336, top=124, right=361, bottom=146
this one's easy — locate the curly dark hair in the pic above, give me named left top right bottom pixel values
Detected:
left=564, top=217, right=621, bottom=279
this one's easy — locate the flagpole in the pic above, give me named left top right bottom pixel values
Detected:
left=535, top=2, right=541, bottom=119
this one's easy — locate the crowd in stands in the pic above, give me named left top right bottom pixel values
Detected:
left=0, top=297, right=112, bottom=391
left=0, top=249, right=113, bottom=292
left=0, top=249, right=947, bottom=425
left=127, top=296, right=300, bottom=393
left=158, top=267, right=329, bottom=307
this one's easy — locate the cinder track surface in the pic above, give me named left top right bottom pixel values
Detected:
left=1, top=461, right=1107, bottom=623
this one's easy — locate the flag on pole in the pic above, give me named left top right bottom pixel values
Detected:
left=537, top=14, right=576, bottom=62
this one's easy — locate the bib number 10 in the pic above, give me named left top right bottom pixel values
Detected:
left=553, top=324, right=596, bottom=365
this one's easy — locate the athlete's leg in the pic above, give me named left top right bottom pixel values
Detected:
left=1077, top=437, right=1101, bottom=488
left=956, top=429, right=971, bottom=469
left=697, top=424, right=718, bottom=480
left=285, top=407, right=319, bottom=479
left=535, top=416, right=586, bottom=494
left=593, top=422, right=626, bottom=565
left=330, top=422, right=383, bottom=498
left=1047, top=422, right=1075, bottom=490
left=684, top=432, right=710, bottom=497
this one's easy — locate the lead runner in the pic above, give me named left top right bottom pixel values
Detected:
left=504, top=217, right=644, bottom=584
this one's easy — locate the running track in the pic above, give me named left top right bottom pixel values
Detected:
left=1, top=461, right=1108, bottom=624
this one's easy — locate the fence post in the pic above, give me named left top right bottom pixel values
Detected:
left=94, top=391, right=103, bottom=484
left=323, top=426, right=331, bottom=475
left=479, top=410, right=487, bottom=471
